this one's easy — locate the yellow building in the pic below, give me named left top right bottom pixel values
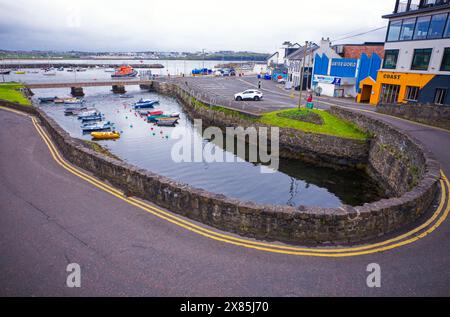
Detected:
left=357, top=0, right=450, bottom=106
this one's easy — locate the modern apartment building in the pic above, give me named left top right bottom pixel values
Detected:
left=359, top=0, right=450, bottom=105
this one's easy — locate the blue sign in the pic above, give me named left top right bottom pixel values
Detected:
left=330, top=58, right=358, bottom=78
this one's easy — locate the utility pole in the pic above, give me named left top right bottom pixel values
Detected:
left=306, top=42, right=314, bottom=92
left=202, top=49, right=205, bottom=75
left=298, top=41, right=308, bottom=109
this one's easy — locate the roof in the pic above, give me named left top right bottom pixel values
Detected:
left=333, top=42, right=385, bottom=47
left=266, top=52, right=279, bottom=61
left=286, top=43, right=319, bottom=60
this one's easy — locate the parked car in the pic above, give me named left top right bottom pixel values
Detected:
left=234, top=90, right=263, bottom=101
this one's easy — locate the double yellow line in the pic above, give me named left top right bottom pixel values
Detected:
left=2, top=106, right=450, bottom=257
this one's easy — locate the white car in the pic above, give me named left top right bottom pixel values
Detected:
left=234, top=90, right=263, bottom=101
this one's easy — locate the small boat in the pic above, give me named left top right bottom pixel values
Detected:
left=136, top=110, right=150, bottom=116
left=149, top=110, right=164, bottom=116
left=76, top=68, right=87, bottom=72
left=147, top=114, right=169, bottom=122
left=57, top=67, right=64, bottom=71
left=15, top=71, right=26, bottom=75
left=43, top=72, right=56, bottom=76
left=64, top=106, right=94, bottom=116
left=64, top=98, right=84, bottom=105
left=67, top=68, right=74, bottom=72
left=134, top=99, right=159, bottom=109
left=38, top=97, right=57, bottom=103
left=91, top=131, right=121, bottom=140
left=81, top=121, right=112, bottom=133
left=156, top=118, right=178, bottom=127
left=119, top=94, right=134, bottom=99
left=0, top=70, right=11, bottom=75
left=111, top=65, right=138, bottom=78
left=78, top=110, right=101, bottom=119
left=168, top=112, right=180, bottom=118
left=81, top=115, right=104, bottom=123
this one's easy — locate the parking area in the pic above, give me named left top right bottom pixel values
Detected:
left=177, top=76, right=298, bottom=115
left=175, top=76, right=373, bottom=116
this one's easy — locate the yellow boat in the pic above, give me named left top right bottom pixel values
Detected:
left=15, top=71, right=26, bottom=74
left=91, top=131, right=121, bottom=140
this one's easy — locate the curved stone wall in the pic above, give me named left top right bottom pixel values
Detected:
left=0, top=97, right=440, bottom=245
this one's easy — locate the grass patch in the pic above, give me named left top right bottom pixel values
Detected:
left=277, top=108, right=324, bottom=125
left=0, top=82, right=31, bottom=106
left=259, top=109, right=368, bottom=140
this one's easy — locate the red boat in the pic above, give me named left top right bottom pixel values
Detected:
left=111, top=65, right=138, bottom=78
left=149, top=111, right=164, bottom=116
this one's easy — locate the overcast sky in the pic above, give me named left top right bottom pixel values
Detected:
left=0, top=0, right=394, bottom=53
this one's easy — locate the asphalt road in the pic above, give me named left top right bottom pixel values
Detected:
left=1, top=79, right=450, bottom=296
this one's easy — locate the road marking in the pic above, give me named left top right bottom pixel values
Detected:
left=1, top=105, right=449, bottom=257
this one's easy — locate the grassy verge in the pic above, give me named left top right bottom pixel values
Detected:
left=259, top=109, right=368, bottom=140
left=0, top=82, right=32, bottom=106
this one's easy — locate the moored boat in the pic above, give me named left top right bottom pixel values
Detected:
left=64, top=107, right=94, bottom=116
left=81, top=121, right=113, bottom=133
left=91, top=131, right=121, bottom=140
left=156, top=118, right=179, bottom=127
left=0, top=70, right=11, bottom=75
left=38, top=97, right=58, bottom=103
left=111, top=65, right=138, bottom=78
left=133, top=99, right=159, bottom=109
left=64, top=98, right=84, bottom=105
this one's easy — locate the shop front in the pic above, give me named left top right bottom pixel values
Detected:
left=359, top=71, right=436, bottom=105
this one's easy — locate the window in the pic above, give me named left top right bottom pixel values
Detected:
left=434, top=88, right=447, bottom=105
left=380, top=84, right=401, bottom=104
left=441, top=48, right=450, bottom=71
left=445, top=15, right=450, bottom=37
left=405, top=86, right=420, bottom=101
left=383, top=50, right=400, bottom=69
left=411, top=48, right=433, bottom=70
left=428, top=13, right=448, bottom=39
left=387, top=20, right=402, bottom=42
left=400, top=18, right=416, bottom=41
left=414, top=16, right=432, bottom=40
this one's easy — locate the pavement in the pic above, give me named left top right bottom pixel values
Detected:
left=1, top=77, right=450, bottom=296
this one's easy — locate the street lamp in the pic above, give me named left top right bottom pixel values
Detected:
left=298, top=41, right=309, bottom=109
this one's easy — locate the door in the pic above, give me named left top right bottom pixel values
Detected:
left=360, top=85, right=372, bottom=103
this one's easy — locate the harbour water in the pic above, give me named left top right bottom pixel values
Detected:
left=35, top=86, right=385, bottom=208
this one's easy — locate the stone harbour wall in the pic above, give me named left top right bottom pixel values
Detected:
left=377, top=103, right=450, bottom=131
left=0, top=98, right=441, bottom=245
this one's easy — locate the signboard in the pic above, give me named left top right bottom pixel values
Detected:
left=330, top=58, right=358, bottom=78
left=314, top=75, right=342, bottom=86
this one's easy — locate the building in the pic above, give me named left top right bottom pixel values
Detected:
left=267, top=42, right=301, bottom=68
left=358, top=0, right=450, bottom=105
left=287, top=38, right=341, bottom=90
left=332, top=42, right=385, bottom=59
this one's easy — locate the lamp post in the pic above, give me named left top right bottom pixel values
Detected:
left=298, top=41, right=309, bottom=109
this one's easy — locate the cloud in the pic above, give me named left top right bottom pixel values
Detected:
left=0, top=0, right=394, bottom=52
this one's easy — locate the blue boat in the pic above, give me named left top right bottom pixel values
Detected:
left=78, top=111, right=101, bottom=119
left=81, top=114, right=104, bottom=123
left=133, top=99, right=159, bottom=109
left=81, top=121, right=113, bottom=133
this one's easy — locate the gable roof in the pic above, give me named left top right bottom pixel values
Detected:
left=286, top=43, right=319, bottom=60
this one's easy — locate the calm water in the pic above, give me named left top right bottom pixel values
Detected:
left=2, top=59, right=242, bottom=77
left=35, top=86, right=384, bottom=208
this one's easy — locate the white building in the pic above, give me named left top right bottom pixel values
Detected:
left=287, top=38, right=342, bottom=90
left=267, top=42, right=301, bottom=67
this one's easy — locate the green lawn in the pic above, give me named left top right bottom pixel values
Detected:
left=0, top=82, right=32, bottom=106
left=259, top=108, right=368, bottom=140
